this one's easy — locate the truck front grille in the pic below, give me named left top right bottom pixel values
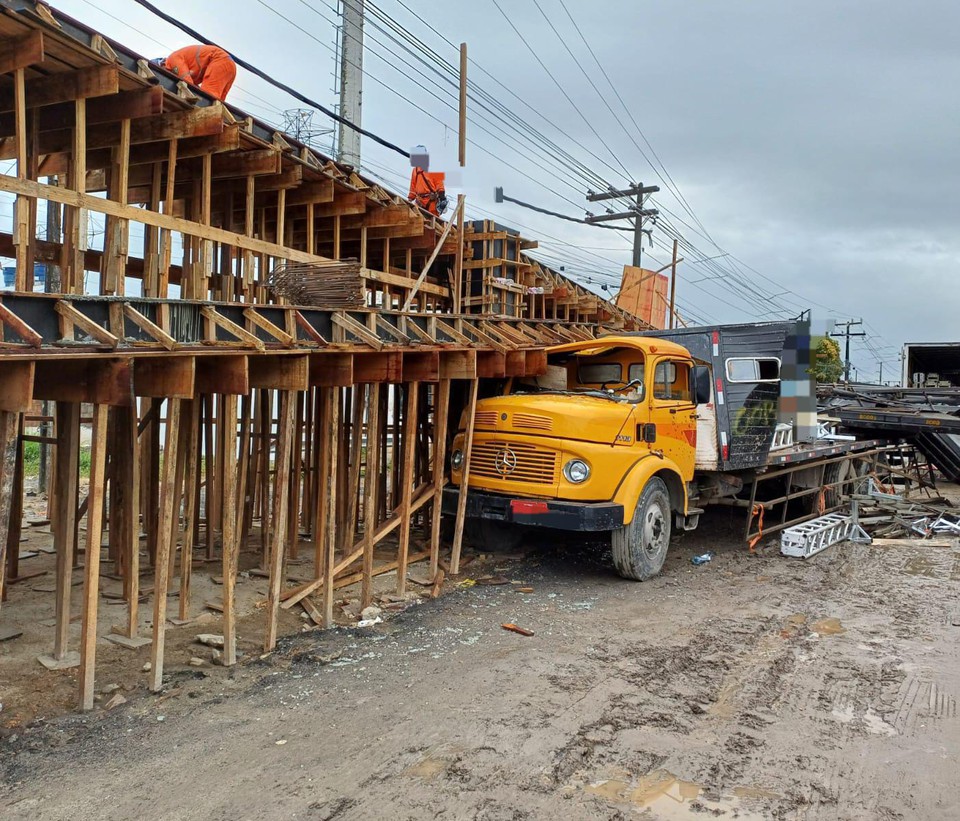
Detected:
left=470, top=440, right=558, bottom=484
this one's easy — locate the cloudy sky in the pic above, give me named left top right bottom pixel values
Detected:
left=20, top=1, right=960, bottom=380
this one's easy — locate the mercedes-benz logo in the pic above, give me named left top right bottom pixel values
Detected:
left=494, top=447, right=518, bottom=476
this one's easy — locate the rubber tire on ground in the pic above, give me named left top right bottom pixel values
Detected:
left=469, top=519, right=526, bottom=552
left=611, top=477, right=672, bottom=581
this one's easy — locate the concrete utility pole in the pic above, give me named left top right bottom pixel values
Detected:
left=830, top=319, right=866, bottom=383
left=585, top=184, right=659, bottom=268
left=337, top=0, right=365, bottom=167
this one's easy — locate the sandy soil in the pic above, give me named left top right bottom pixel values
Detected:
left=1, top=509, right=958, bottom=820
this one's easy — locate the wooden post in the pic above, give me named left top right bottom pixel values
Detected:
left=264, top=391, right=295, bottom=652
left=428, top=379, right=451, bottom=579
left=149, top=399, right=182, bottom=692
left=12, top=68, right=30, bottom=291
left=51, top=402, right=80, bottom=664
left=79, top=405, right=108, bottom=710
left=360, top=383, right=382, bottom=608
left=115, top=404, right=141, bottom=638
left=396, top=382, right=419, bottom=595
left=178, top=399, right=200, bottom=620
left=450, top=378, right=479, bottom=574
left=0, top=412, right=20, bottom=611
left=322, top=387, right=339, bottom=626
left=220, top=394, right=239, bottom=665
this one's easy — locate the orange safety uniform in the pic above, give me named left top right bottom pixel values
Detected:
left=164, top=45, right=237, bottom=102
left=408, top=167, right=447, bottom=216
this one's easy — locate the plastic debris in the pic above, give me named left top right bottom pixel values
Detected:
left=691, top=552, right=714, bottom=566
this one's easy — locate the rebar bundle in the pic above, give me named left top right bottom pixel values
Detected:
left=269, top=260, right=365, bottom=308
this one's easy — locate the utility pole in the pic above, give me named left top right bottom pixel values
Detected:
left=585, top=183, right=659, bottom=268
left=830, top=319, right=866, bottom=383
left=878, top=361, right=883, bottom=385
left=336, top=0, right=364, bottom=167
left=668, top=238, right=679, bottom=329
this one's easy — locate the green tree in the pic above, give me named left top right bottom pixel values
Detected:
left=809, top=336, right=844, bottom=383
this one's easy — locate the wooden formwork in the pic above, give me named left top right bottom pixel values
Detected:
left=0, top=0, right=642, bottom=710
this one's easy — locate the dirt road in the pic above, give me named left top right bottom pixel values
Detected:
left=2, top=514, right=958, bottom=819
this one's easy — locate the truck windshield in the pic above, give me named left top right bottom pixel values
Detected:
left=511, top=355, right=645, bottom=403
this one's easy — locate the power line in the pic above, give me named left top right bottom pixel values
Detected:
left=128, top=0, right=412, bottom=158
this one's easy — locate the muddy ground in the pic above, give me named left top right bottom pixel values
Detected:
left=1, top=508, right=959, bottom=820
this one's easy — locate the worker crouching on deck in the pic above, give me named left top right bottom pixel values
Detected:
left=158, top=45, right=237, bottom=102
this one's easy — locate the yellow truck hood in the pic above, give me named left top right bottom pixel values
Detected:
left=467, top=393, right=637, bottom=446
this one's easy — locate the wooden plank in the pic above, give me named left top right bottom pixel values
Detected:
left=123, top=304, right=177, bottom=350
left=396, top=383, right=419, bottom=595
left=476, top=351, right=507, bottom=379
left=429, top=379, right=452, bottom=579
left=313, top=190, right=367, bottom=218
left=524, top=348, right=548, bottom=376
left=321, top=387, right=339, bottom=625
left=133, top=356, right=195, bottom=398
left=201, top=306, right=266, bottom=351
left=56, top=300, right=119, bottom=347
left=33, top=359, right=134, bottom=406
left=0, top=360, right=35, bottom=412
left=285, top=179, right=335, bottom=206
left=439, top=350, right=477, bottom=380
left=0, top=31, right=44, bottom=75
left=360, top=383, right=382, bottom=609
left=309, top=352, right=353, bottom=387
left=78, top=404, right=108, bottom=711
left=149, top=399, right=182, bottom=691
left=0, top=300, right=42, bottom=347
left=194, top=356, right=250, bottom=396
left=264, top=391, right=296, bottom=652
left=402, top=197, right=461, bottom=311
left=402, top=351, right=439, bottom=383
left=243, top=308, right=295, bottom=346
left=0, top=66, right=118, bottom=112
left=451, top=379, right=479, bottom=574
left=331, top=312, right=384, bottom=350
left=248, top=354, right=309, bottom=391
left=353, top=351, right=402, bottom=384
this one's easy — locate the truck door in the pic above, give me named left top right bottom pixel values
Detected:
left=649, top=358, right=697, bottom=478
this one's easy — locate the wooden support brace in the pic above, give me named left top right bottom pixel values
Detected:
left=55, top=300, right=119, bottom=347
left=123, top=304, right=177, bottom=350
left=201, top=306, right=266, bottom=351
left=332, top=312, right=384, bottom=350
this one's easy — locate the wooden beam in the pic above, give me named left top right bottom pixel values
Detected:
left=221, top=394, right=239, bottom=665
left=396, top=383, right=419, bottom=595
left=248, top=354, right=309, bottom=390
left=360, top=384, right=381, bottom=608
left=451, top=379, right=479, bottom=574
left=429, top=379, right=452, bottom=578
left=0, top=175, right=341, bottom=267
left=56, top=300, right=119, bottom=347
left=0, top=31, right=44, bottom=75
left=285, top=179, right=335, bottom=206
left=332, top=312, right=384, bottom=350
left=0, top=66, right=118, bottom=113
left=353, top=351, right=402, bottom=383
left=195, top=355, right=249, bottom=395
left=0, top=361, right=34, bottom=412
left=33, top=359, right=134, bottom=406
left=201, top=306, right=266, bottom=351
left=123, top=304, right=177, bottom=350
left=243, top=308, right=295, bottom=346
left=309, top=352, right=353, bottom=386
left=402, top=351, right=440, bottom=383
left=51, top=402, right=80, bottom=663
left=439, top=349, right=477, bottom=380
left=133, top=356, right=195, bottom=398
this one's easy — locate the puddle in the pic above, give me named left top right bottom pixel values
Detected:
left=863, top=708, right=898, bottom=736
left=404, top=756, right=448, bottom=779
left=786, top=614, right=808, bottom=625
left=811, top=618, right=845, bottom=636
left=581, top=770, right=773, bottom=819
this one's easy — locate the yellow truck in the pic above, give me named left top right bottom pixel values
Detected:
left=442, top=325, right=886, bottom=580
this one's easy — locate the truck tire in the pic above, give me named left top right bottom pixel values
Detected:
left=611, top=477, right=671, bottom=581
left=823, top=459, right=870, bottom=509
left=470, top=519, right=526, bottom=553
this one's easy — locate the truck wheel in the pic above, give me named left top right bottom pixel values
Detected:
left=611, top=477, right=671, bottom=581
left=470, top=519, right=526, bottom=553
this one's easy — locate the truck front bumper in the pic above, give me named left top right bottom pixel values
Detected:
left=442, top=487, right=624, bottom=532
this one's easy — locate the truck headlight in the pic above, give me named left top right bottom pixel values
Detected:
left=563, top=459, right=590, bottom=484
left=451, top=449, right=464, bottom=470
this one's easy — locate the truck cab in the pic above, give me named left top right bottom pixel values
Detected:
left=443, top=336, right=711, bottom=580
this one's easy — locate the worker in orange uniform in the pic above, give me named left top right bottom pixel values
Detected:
left=408, top=167, right=448, bottom=216
left=159, top=45, right=237, bottom=102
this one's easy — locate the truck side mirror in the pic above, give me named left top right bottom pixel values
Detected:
left=691, top=365, right=712, bottom=405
